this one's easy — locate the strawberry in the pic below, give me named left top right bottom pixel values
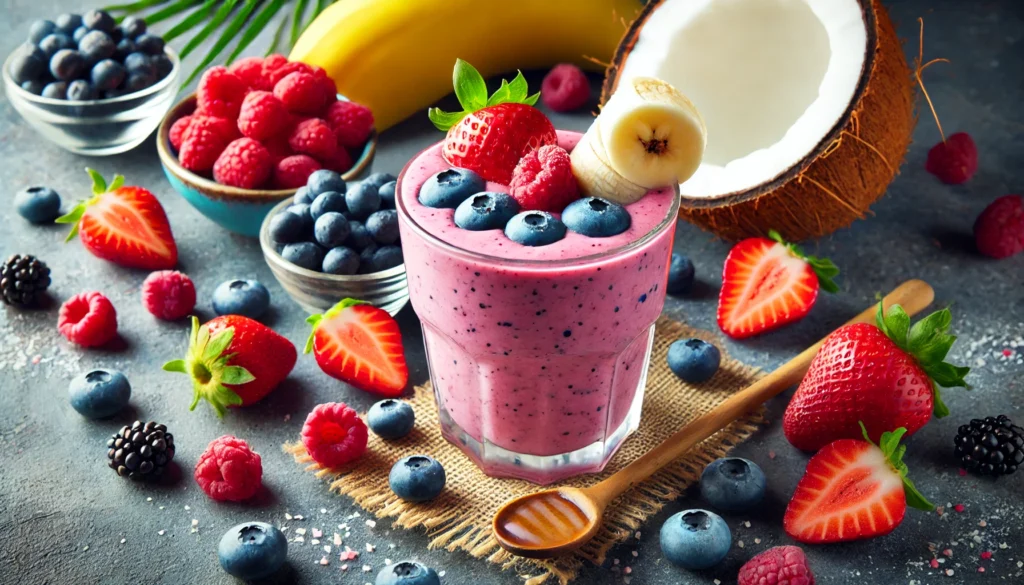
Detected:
left=717, top=230, right=838, bottom=339
left=164, top=315, right=297, bottom=417
left=784, top=423, right=934, bottom=544
left=428, top=59, right=556, bottom=184
left=784, top=303, right=969, bottom=451
left=304, top=298, right=408, bottom=397
left=56, top=169, right=177, bottom=270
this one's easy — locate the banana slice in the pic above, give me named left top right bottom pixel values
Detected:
left=571, top=123, right=649, bottom=205
left=597, top=77, right=706, bottom=189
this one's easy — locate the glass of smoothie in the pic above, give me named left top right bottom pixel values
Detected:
left=396, top=131, right=680, bottom=484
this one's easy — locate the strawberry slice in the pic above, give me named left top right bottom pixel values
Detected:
left=57, top=169, right=177, bottom=270
left=717, top=230, right=839, bottom=339
left=305, top=298, right=408, bottom=396
left=784, top=423, right=933, bottom=544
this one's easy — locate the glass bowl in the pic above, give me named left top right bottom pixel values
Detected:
left=259, top=198, right=409, bottom=316
left=2, top=47, right=181, bottom=156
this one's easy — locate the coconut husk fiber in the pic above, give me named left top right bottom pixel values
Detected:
left=285, top=316, right=765, bottom=584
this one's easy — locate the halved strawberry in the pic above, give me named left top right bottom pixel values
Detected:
left=57, top=169, right=177, bottom=270
left=305, top=298, right=408, bottom=397
left=784, top=423, right=933, bottom=544
left=717, top=230, right=839, bottom=339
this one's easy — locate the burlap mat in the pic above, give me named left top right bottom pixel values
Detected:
left=285, top=316, right=765, bottom=584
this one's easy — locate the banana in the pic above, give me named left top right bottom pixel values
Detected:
left=570, top=123, right=648, bottom=204
left=290, top=0, right=644, bottom=131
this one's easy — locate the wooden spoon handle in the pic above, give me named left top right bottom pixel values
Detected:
left=587, top=279, right=935, bottom=505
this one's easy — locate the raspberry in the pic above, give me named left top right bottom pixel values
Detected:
left=213, top=138, right=272, bottom=189
left=178, top=116, right=238, bottom=172
left=738, top=546, right=815, bottom=585
left=194, top=435, right=263, bottom=502
left=169, top=115, right=192, bottom=151
left=227, top=56, right=269, bottom=91
left=974, top=194, right=1024, bottom=259
left=196, top=66, right=247, bottom=120
left=509, top=145, right=579, bottom=211
left=274, top=154, right=322, bottom=189
left=288, top=118, right=337, bottom=162
left=325, top=100, right=374, bottom=149
left=263, top=135, right=294, bottom=165
left=265, top=60, right=313, bottom=87
left=141, top=270, right=196, bottom=320
left=926, top=132, right=978, bottom=184
left=237, top=91, right=289, bottom=140
left=301, top=402, right=368, bottom=468
left=58, top=291, right=118, bottom=347
left=261, top=54, right=288, bottom=84
left=315, top=71, right=337, bottom=103
left=321, top=147, right=354, bottom=175
left=274, top=72, right=331, bottom=115
left=541, top=64, right=590, bottom=113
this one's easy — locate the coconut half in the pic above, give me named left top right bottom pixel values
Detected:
left=604, top=0, right=915, bottom=241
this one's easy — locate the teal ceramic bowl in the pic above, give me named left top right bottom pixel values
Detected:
left=156, top=93, right=377, bottom=237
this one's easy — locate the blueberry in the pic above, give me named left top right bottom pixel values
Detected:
left=378, top=180, right=397, bottom=209
left=268, top=212, right=304, bottom=244
left=151, top=54, right=173, bottom=80
left=114, top=38, right=137, bottom=61
left=50, top=49, right=87, bottom=81
left=454, top=192, right=519, bottom=231
left=66, top=79, right=96, bottom=101
left=660, top=510, right=731, bottom=570
left=282, top=242, right=325, bottom=271
left=366, top=210, right=400, bottom=244
left=418, top=168, right=485, bottom=209
left=286, top=203, right=314, bottom=231
left=700, top=457, right=767, bottom=512
left=667, top=253, right=695, bottom=295
left=38, top=33, right=75, bottom=59
left=218, top=522, right=287, bottom=580
left=15, top=186, right=61, bottom=223
left=42, top=81, right=68, bottom=99
left=314, top=212, right=352, bottom=248
left=346, top=221, right=373, bottom=249
left=55, top=14, right=83, bottom=35
left=10, top=47, right=46, bottom=84
left=667, top=338, right=721, bottom=383
left=306, top=169, right=347, bottom=197
left=29, top=20, right=57, bottom=45
left=388, top=455, right=445, bottom=502
left=562, top=197, right=631, bottom=237
left=68, top=368, right=131, bottom=419
left=368, top=399, right=415, bottom=440
left=358, top=243, right=379, bottom=273
left=20, top=80, right=44, bottom=95
left=119, top=15, right=147, bottom=39
left=373, top=245, right=403, bottom=271
left=72, top=27, right=89, bottom=44
left=83, top=10, right=116, bottom=34
left=310, top=191, right=346, bottom=219
left=78, top=30, right=115, bottom=62
left=135, top=33, right=165, bottom=56
left=125, top=72, right=156, bottom=92
left=293, top=186, right=313, bottom=205
left=322, top=246, right=360, bottom=275
left=124, top=52, right=154, bottom=77
left=375, top=561, right=440, bottom=585
left=364, top=172, right=397, bottom=191
left=91, top=59, right=126, bottom=91
left=346, top=183, right=381, bottom=220
left=212, top=280, right=271, bottom=319
left=504, top=211, right=566, bottom=247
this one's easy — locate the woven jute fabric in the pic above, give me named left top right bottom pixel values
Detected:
left=285, top=316, right=765, bottom=584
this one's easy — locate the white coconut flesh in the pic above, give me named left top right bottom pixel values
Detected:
left=616, top=0, right=867, bottom=198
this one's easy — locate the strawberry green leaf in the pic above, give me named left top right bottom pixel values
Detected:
left=86, top=167, right=107, bottom=195
left=453, top=58, right=487, bottom=112
left=165, top=316, right=248, bottom=418
left=427, top=108, right=467, bottom=132
left=55, top=203, right=87, bottom=242
left=903, top=476, right=935, bottom=511
left=768, top=229, right=840, bottom=293
left=932, top=385, right=951, bottom=418
left=162, top=359, right=187, bottom=373
left=222, top=365, right=255, bottom=385
left=524, top=91, right=541, bottom=107
left=304, top=313, right=323, bottom=354
left=486, top=79, right=511, bottom=107
left=305, top=298, right=370, bottom=354
left=430, top=60, right=544, bottom=132
left=859, top=421, right=935, bottom=511
left=203, top=328, right=234, bottom=362
left=877, top=303, right=911, bottom=346
left=507, top=70, right=528, bottom=102
left=108, top=174, right=125, bottom=192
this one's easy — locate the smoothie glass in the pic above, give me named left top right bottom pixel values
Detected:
left=396, top=143, right=680, bottom=485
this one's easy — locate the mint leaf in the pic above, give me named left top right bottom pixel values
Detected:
left=453, top=59, right=487, bottom=112
left=427, top=108, right=467, bottom=132
left=507, top=70, right=528, bottom=102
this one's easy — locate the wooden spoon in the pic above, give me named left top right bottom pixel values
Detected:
left=493, top=279, right=935, bottom=558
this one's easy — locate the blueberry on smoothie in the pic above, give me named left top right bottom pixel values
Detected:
left=323, top=246, right=359, bottom=275
left=561, top=197, right=631, bottom=237
left=505, top=211, right=567, bottom=246
left=418, top=168, right=485, bottom=209
left=15, top=186, right=62, bottom=223
left=218, top=522, right=288, bottom=580
left=366, top=209, right=400, bottom=244
left=454, top=192, right=520, bottom=231
left=310, top=191, right=346, bottom=219
left=68, top=368, right=131, bottom=419
left=346, top=182, right=382, bottom=220
left=368, top=399, right=415, bottom=439
left=212, top=279, right=270, bottom=319
left=307, top=169, right=347, bottom=197
left=660, top=509, right=731, bottom=570
left=667, top=253, right=695, bottom=295
left=667, top=338, right=721, bottom=383
left=389, top=455, right=446, bottom=502
left=700, top=457, right=767, bottom=512
left=314, top=212, right=352, bottom=248
left=375, top=561, right=440, bottom=585
left=282, top=242, right=325, bottom=271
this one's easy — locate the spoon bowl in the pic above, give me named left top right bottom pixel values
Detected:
left=492, top=487, right=602, bottom=558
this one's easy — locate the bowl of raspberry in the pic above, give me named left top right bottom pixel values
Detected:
left=156, top=55, right=377, bottom=237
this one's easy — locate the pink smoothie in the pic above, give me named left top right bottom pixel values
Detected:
left=396, top=131, right=678, bottom=483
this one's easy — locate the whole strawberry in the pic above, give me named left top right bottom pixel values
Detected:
left=164, top=315, right=297, bottom=417
left=57, top=169, right=178, bottom=270
left=783, top=303, right=969, bottom=452
left=428, top=59, right=556, bottom=184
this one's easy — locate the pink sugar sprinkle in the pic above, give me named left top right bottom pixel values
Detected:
left=978, top=567, right=986, bottom=573
left=943, top=549, right=953, bottom=557
left=954, top=504, right=966, bottom=513
left=981, top=551, right=993, bottom=560
left=1003, top=349, right=1013, bottom=357
left=930, top=558, right=940, bottom=569
left=769, top=451, right=776, bottom=459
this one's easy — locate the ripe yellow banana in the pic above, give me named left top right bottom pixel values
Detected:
left=290, top=0, right=644, bottom=131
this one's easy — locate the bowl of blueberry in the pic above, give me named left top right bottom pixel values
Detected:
left=3, top=10, right=179, bottom=156
left=259, top=169, right=408, bottom=316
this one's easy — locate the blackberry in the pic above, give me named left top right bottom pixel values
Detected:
left=0, top=255, right=51, bottom=307
left=106, top=420, right=175, bottom=480
left=954, top=415, right=1024, bottom=476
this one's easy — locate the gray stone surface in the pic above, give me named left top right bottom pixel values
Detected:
left=1, top=1, right=1022, bottom=584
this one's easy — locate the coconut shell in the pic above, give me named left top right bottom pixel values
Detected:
left=603, top=0, right=915, bottom=242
